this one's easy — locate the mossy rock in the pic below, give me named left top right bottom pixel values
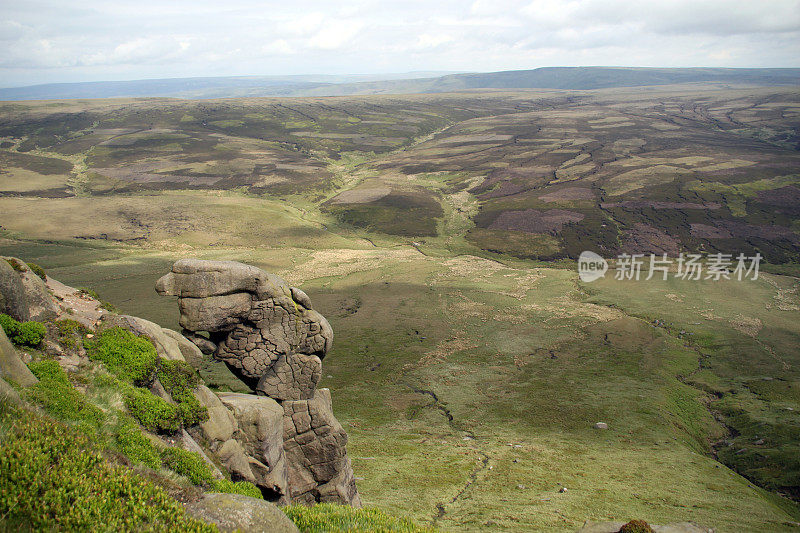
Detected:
left=185, top=493, right=298, bottom=533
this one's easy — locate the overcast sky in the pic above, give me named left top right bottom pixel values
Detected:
left=1, top=0, right=799, bottom=87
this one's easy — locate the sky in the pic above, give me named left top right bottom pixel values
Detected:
left=1, top=0, right=799, bottom=87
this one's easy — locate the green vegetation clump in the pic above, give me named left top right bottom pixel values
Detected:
left=25, top=360, right=105, bottom=430
left=88, top=327, right=158, bottom=383
left=210, top=479, right=263, bottom=499
left=26, top=262, right=46, bottom=281
left=618, top=520, right=655, bottom=533
left=284, top=503, right=434, bottom=533
left=4, top=258, right=23, bottom=272
left=157, top=359, right=208, bottom=427
left=78, top=287, right=101, bottom=300
left=55, top=318, right=90, bottom=349
left=0, top=402, right=216, bottom=532
left=0, top=314, right=46, bottom=347
left=160, top=446, right=215, bottom=485
left=123, top=386, right=181, bottom=433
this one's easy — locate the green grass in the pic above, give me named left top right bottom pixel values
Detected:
left=0, top=314, right=46, bottom=347
left=285, top=503, right=434, bottom=533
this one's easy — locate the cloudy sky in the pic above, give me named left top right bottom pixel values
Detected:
left=1, top=0, right=799, bottom=87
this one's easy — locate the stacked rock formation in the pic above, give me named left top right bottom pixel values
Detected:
left=156, top=259, right=360, bottom=506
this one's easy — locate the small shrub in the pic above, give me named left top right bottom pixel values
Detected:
left=160, top=446, right=214, bottom=485
left=15, top=321, right=46, bottom=347
left=211, top=479, right=263, bottom=499
left=88, top=327, right=157, bottom=383
left=4, top=258, right=23, bottom=272
left=0, top=405, right=215, bottom=532
left=78, top=287, right=101, bottom=300
left=100, top=300, right=117, bottom=312
left=26, top=262, right=46, bottom=281
left=1, top=315, right=46, bottom=346
left=25, top=360, right=106, bottom=430
left=123, top=387, right=181, bottom=433
left=284, top=503, right=435, bottom=533
left=157, top=359, right=208, bottom=426
left=55, top=318, right=89, bottom=349
left=618, top=520, right=655, bottom=533
left=0, top=313, right=20, bottom=337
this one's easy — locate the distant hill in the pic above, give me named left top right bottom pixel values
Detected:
left=1, top=67, right=798, bottom=100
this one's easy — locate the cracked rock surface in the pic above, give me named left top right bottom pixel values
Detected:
left=156, top=259, right=332, bottom=401
left=156, top=259, right=359, bottom=506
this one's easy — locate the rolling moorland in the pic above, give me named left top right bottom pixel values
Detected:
left=0, top=82, right=799, bottom=531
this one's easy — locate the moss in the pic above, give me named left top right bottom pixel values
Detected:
left=618, top=520, right=655, bottom=533
left=78, top=287, right=101, bottom=300
left=123, top=387, right=181, bottom=433
left=160, top=446, right=215, bottom=486
left=4, top=258, right=23, bottom=272
left=88, top=327, right=158, bottom=384
left=0, top=402, right=216, bottom=532
left=284, top=503, right=434, bottom=533
left=26, top=262, right=46, bottom=281
left=210, top=479, right=263, bottom=499
left=25, top=360, right=106, bottom=431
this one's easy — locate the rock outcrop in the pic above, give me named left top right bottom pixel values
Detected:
left=0, top=259, right=31, bottom=322
left=157, top=259, right=360, bottom=507
left=0, top=326, right=38, bottom=388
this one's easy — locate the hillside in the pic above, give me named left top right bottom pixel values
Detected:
left=0, top=85, right=799, bottom=531
left=2, top=67, right=799, bottom=100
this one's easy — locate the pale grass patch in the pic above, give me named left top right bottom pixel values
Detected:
left=281, top=248, right=420, bottom=284
left=729, top=315, right=763, bottom=337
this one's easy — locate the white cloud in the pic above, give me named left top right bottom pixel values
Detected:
left=0, top=0, right=798, bottom=86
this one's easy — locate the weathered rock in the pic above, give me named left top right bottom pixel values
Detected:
left=46, top=277, right=104, bottom=328
left=218, top=439, right=256, bottom=483
left=156, top=259, right=333, bottom=401
left=156, top=259, right=359, bottom=506
left=2, top=258, right=58, bottom=322
left=184, top=493, right=299, bottom=533
left=183, top=330, right=217, bottom=355
left=0, top=259, right=30, bottom=322
left=195, top=385, right=236, bottom=443
left=283, top=389, right=361, bottom=506
left=0, top=326, right=37, bottom=387
left=218, top=392, right=288, bottom=501
left=111, top=315, right=185, bottom=361
left=163, top=328, right=204, bottom=368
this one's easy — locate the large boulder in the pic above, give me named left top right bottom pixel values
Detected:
left=184, top=493, right=299, bottom=533
left=218, top=392, right=289, bottom=502
left=2, top=258, right=58, bottom=322
left=0, top=259, right=30, bottom=322
left=283, top=389, right=361, bottom=506
left=0, top=326, right=37, bottom=387
left=156, top=259, right=333, bottom=401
